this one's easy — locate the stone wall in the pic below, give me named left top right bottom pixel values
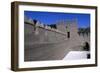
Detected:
left=24, top=18, right=90, bottom=48
left=24, top=22, right=67, bottom=45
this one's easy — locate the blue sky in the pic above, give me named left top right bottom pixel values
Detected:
left=24, top=11, right=90, bottom=28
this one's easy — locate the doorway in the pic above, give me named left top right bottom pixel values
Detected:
left=67, top=32, right=70, bottom=38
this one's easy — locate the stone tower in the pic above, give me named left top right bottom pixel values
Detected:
left=66, top=19, right=84, bottom=47
left=56, top=20, right=67, bottom=33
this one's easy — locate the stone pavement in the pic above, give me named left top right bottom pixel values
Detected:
left=24, top=39, right=84, bottom=61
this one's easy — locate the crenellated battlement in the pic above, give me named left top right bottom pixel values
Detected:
left=24, top=17, right=90, bottom=46
left=24, top=18, right=68, bottom=36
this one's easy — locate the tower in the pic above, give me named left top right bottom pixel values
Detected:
left=56, top=20, right=67, bottom=33
left=66, top=19, right=84, bottom=46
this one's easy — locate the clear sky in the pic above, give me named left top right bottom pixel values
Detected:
left=24, top=11, right=90, bottom=28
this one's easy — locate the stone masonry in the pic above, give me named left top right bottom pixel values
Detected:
left=24, top=17, right=90, bottom=61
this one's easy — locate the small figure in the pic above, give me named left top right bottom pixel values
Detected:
left=83, top=42, right=90, bottom=51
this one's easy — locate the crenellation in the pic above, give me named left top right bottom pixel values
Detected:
left=24, top=18, right=90, bottom=46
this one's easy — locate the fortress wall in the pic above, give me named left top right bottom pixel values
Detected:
left=24, top=23, right=67, bottom=45
left=24, top=23, right=35, bottom=35
left=79, top=34, right=90, bottom=44
left=68, top=23, right=84, bottom=46
left=25, top=19, right=90, bottom=46
left=69, top=23, right=78, bottom=37
left=24, top=23, right=41, bottom=45
left=57, top=24, right=67, bottom=33
left=37, top=27, right=67, bottom=43
left=46, top=30, right=56, bottom=42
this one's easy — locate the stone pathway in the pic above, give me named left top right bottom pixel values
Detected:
left=24, top=39, right=84, bottom=61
